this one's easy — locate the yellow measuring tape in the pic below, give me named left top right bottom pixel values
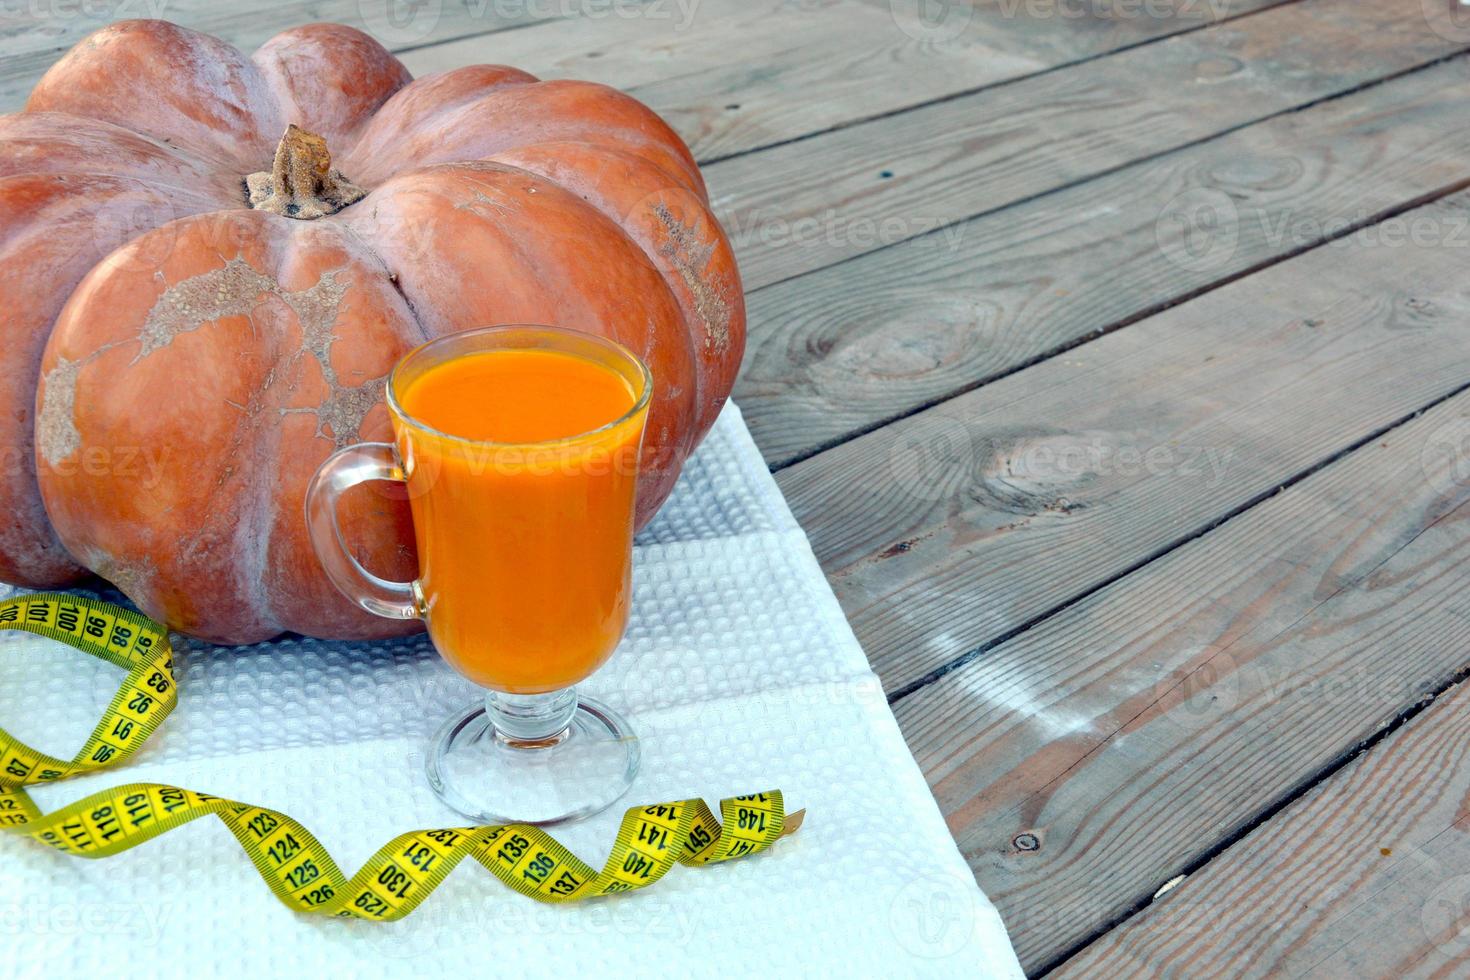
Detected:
left=0, top=593, right=802, bottom=920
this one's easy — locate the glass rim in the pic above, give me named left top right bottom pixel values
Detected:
left=385, top=324, right=653, bottom=450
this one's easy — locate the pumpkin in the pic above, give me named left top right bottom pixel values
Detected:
left=0, top=20, right=745, bottom=643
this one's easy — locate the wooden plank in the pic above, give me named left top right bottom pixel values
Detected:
left=851, top=0, right=1276, bottom=60
left=403, top=0, right=1284, bottom=163
left=1051, top=633, right=1470, bottom=978
left=890, top=364, right=1470, bottom=972
left=738, top=55, right=1470, bottom=467
left=0, top=0, right=622, bottom=113
left=0, top=0, right=1276, bottom=126
left=775, top=190, right=1470, bottom=693
left=706, top=0, right=1470, bottom=289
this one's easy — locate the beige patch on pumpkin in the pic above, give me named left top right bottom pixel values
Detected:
left=309, top=375, right=389, bottom=447
left=36, top=356, right=81, bottom=467
left=136, top=257, right=284, bottom=359
left=653, top=202, right=731, bottom=354
left=90, top=551, right=158, bottom=609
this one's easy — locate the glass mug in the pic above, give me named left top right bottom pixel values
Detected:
left=305, top=325, right=651, bottom=825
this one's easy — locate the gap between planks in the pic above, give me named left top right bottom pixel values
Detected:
left=740, top=16, right=1470, bottom=465
left=1034, top=426, right=1470, bottom=975
left=893, top=332, right=1470, bottom=966
left=875, top=189, right=1470, bottom=967
left=1046, top=591, right=1470, bottom=978
left=886, top=370, right=1470, bottom=708
left=773, top=45, right=1470, bottom=695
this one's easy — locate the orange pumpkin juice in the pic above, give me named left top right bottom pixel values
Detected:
left=393, top=346, right=647, bottom=694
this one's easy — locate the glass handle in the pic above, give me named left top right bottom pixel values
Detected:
left=304, top=442, right=422, bottom=621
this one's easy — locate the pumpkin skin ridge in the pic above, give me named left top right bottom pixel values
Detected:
left=336, top=64, right=540, bottom=159
left=338, top=117, right=721, bottom=431
left=461, top=154, right=709, bottom=470
left=0, top=112, right=253, bottom=191
left=162, top=239, right=306, bottom=642
left=330, top=149, right=732, bottom=443
left=0, top=167, right=245, bottom=211
left=264, top=247, right=427, bottom=644
left=25, top=20, right=287, bottom=171
left=249, top=23, right=414, bottom=153
left=513, top=80, right=712, bottom=199
left=9, top=21, right=746, bottom=642
left=341, top=79, right=707, bottom=201
left=229, top=217, right=426, bottom=642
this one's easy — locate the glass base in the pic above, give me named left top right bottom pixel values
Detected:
left=425, top=691, right=640, bottom=826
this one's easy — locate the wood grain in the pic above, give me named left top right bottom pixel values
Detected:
left=851, top=0, right=1279, bottom=62
left=0, top=0, right=1276, bottom=133
left=737, top=56, right=1470, bottom=467
left=1052, top=618, right=1470, bottom=978
left=776, top=190, right=1470, bottom=693
left=891, top=369, right=1470, bottom=972
left=402, top=0, right=1283, bottom=163
left=706, top=0, right=1470, bottom=291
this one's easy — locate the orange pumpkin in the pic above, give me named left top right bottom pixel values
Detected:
left=0, top=20, right=745, bottom=643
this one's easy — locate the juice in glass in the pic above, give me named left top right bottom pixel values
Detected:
left=394, top=345, right=645, bottom=694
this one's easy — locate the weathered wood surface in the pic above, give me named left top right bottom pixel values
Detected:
left=403, top=0, right=1286, bottom=163
left=8, top=0, right=1470, bottom=974
left=707, top=0, right=1469, bottom=289
left=1053, top=637, right=1470, bottom=978
left=776, top=186, right=1470, bottom=695
left=890, top=373, right=1470, bottom=970
left=742, top=54, right=1470, bottom=466
left=0, top=0, right=1275, bottom=128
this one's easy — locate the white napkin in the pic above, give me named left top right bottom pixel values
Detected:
left=0, top=403, right=1022, bottom=978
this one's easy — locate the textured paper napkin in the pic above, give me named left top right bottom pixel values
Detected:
left=0, top=403, right=1023, bottom=978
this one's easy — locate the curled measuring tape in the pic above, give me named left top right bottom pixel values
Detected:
left=0, top=593, right=803, bottom=920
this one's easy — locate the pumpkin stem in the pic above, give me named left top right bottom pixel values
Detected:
left=245, top=124, right=366, bottom=219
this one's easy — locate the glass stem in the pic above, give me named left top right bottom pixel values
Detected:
left=486, top=688, right=578, bottom=747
